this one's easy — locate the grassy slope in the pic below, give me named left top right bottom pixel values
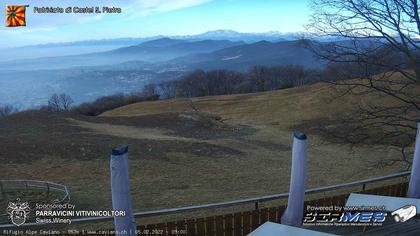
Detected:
left=102, top=83, right=340, bottom=127
left=103, top=81, right=404, bottom=131
left=101, top=82, right=407, bottom=189
left=0, top=82, right=408, bottom=228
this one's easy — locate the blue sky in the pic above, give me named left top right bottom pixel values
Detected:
left=0, top=0, right=310, bottom=48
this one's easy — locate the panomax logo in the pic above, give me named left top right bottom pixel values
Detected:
left=340, top=212, right=387, bottom=223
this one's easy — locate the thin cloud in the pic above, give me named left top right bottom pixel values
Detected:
left=128, top=0, right=213, bottom=16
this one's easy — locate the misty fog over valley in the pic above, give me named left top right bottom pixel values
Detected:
left=0, top=69, right=184, bottom=108
left=0, top=30, right=326, bottom=109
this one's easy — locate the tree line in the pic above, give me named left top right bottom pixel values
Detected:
left=143, top=65, right=324, bottom=99
left=0, top=60, right=396, bottom=118
left=0, top=64, right=323, bottom=117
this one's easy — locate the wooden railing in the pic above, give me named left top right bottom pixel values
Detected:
left=136, top=181, right=409, bottom=236
left=0, top=171, right=410, bottom=231
left=61, top=171, right=409, bottom=224
left=0, top=179, right=70, bottom=203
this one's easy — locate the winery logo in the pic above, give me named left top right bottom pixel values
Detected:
left=6, top=198, right=30, bottom=226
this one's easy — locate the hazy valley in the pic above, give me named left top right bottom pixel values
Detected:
left=0, top=30, right=327, bottom=109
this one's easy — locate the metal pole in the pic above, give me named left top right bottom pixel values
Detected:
left=407, top=119, right=420, bottom=198
left=110, top=146, right=136, bottom=235
left=281, top=131, right=308, bottom=227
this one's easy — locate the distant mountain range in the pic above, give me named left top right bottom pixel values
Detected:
left=107, top=38, right=244, bottom=63
left=0, top=32, right=330, bottom=108
left=0, top=37, right=325, bottom=71
left=178, top=29, right=290, bottom=42
left=7, top=29, right=302, bottom=49
left=172, top=40, right=323, bottom=70
left=0, top=38, right=245, bottom=70
left=0, top=30, right=329, bottom=62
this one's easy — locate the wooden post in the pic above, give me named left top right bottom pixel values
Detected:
left=281, top=131, right=308, bottom=227
left=110, top=146, right=136, bottom=235
left=407, top=119, right=420, bottom=198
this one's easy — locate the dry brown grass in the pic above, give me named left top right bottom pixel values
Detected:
left=102, top=82, right=403, bottom=129
left=0, top=82, right=409, bottom=229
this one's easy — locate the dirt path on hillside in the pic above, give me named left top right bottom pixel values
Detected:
left=67, top=118, right=210, bottom=143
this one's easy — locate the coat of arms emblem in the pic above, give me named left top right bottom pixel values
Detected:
left=7, top=198, right=30, bottom=226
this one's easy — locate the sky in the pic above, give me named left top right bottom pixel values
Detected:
left=0, top=0, right=311, bottom=48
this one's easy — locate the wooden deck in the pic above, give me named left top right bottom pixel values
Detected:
left=1, top=177, right=416, bottom=235
left=135, top=182, right=415, bottom=235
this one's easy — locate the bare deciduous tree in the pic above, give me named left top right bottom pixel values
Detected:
left=0, top=105, right=17, bottom=117
left=157, top=82, right=177, bottom=99
left=142, top=83, right=158, bottom=97
left=308, top=0, right=420, bottom=168
left=47, top=93, right=74, bottom=112
left=59, top=93, right=74, bottom=111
